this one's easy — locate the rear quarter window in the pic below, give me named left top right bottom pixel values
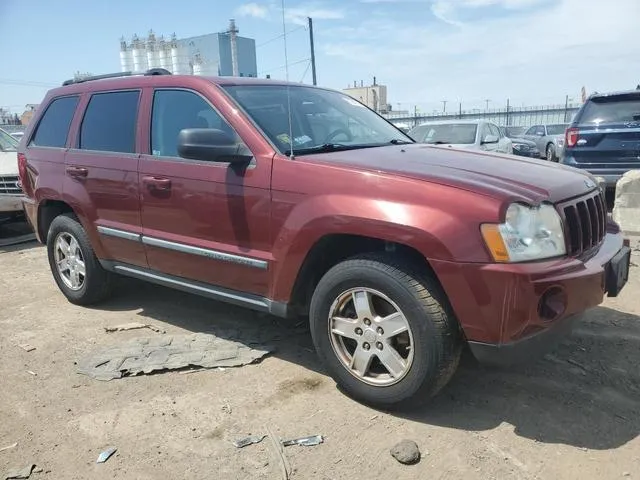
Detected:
left=29, top=96, right=79, bottom=148
left=578, top=95, right=640, bottom=125
left=79, top=91, right=140, bottom=153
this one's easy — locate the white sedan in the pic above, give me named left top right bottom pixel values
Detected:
left=408, top=120, right=513, bottom=154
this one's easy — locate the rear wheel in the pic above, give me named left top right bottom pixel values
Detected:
left=546, top=143, right=557, bottom=161
left=47, top=213, right=113, bottom=305
left=309, top=254, right=462, bottom=408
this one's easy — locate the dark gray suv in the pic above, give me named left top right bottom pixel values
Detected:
left=562, top=89, right=640, bottom=190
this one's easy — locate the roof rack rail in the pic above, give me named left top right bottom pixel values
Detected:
left=62, top=68, right=172, bottom=86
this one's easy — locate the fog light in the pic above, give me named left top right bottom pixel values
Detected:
left=538, top=287, right=566, bottom=321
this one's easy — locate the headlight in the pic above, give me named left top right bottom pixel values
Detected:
left=512, top=143, right=523, bottom=150
left=481, top=203, right=566, bottom=262
left=556, top=139, right=565, bottom=147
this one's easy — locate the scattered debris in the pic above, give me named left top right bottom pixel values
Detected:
left=178, top=368, right=207, bottom=375
left=390, top=439, right=421, bottom=465
left=370, top=414, right=379, bottom=420
left=4, top=464, right=35, bottom=479
left=0, top=443, right=17, bottom=453
left=222, top=402, right=232, bottom=415
left=76, top=333, right=273, bottom=381
left=282, top=435, right=324, bottom=447
left=266, top=426, right=290, bottom=480
left=104, top=322, right=165, bottom=334
left=31, top=468, right=42, bottom=474
left=96, top=447, right=117, bottom=464
left=17, top=344, right=35, bottom=352
left=623, top=472, right=631, bottom=477
left=26, top=371, right=36, bottom=377
left=567, top=358, right=589, bottom=371
left=232, top=435, right=266, bottom=448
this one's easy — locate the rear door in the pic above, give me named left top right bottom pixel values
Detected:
left=567, top=93, right=640, bottom=170
left=63, top=90, right=147, bottom=267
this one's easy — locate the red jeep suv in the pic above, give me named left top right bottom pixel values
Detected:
left=18, top=69, right=631, bottom=407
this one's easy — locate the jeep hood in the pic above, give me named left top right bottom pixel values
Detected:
left=0, top=151, right=18, bottom=176
left=306, top=144, right=595, bottom=204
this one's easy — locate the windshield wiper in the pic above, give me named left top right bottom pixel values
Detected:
left=285, top=143, right=382, bottom=155
left=427, top=140, right=450, bottom=145
left=389, top=139, right=413, bottom=145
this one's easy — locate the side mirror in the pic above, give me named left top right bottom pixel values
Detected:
left=177, top=128, right=252, bottom=164
left=482, top=134, right=499, bottom=144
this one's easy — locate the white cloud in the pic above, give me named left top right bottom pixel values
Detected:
left=236, top=2, right=270, bottom=18
left=285, top=5, right=345, bottom=25
left=431, top=0, right=546, bottom=25
left=321, top=0, right=640, bottom=108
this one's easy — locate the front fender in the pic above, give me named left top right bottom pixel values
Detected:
left=269, top=193, right=496, bottom=301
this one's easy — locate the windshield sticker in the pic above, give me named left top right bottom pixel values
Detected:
left=294, top=135, right=312, bottom=145
left=276, top=133, right=291, bottom=145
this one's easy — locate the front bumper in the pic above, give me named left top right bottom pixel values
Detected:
left=0, top=194, right=25, bottom=214
left=512, top=148, right=540, bottom=158
left=430, top=232, right=628, bottom=365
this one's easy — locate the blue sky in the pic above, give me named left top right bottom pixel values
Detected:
left=1, top=0, right=639, bottom=115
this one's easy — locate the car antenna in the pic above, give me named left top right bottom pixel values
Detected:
left=281, top=0, right=295, bottom=159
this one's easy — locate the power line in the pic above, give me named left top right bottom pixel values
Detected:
left=255, top=24, right=305, bottom=48
left=299, top=60, right=311, bottom=83
left=0, top=79, right=58, bottom=88
left=257, top=57, right=310, bottom=76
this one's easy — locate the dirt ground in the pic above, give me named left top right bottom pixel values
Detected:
left=1, top=227, right=639, bottom=480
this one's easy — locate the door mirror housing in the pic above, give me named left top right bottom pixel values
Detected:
left=482, top=134, right=499, bottom=144
left=177, top=128, right=252, bottom=164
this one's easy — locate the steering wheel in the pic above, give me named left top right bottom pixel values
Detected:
left=325, top=129, right=353, bottom=143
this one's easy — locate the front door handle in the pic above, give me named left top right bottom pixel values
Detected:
left=66, top=166, right=88, bottom=178
left=142, top=176, right=172, bottom=191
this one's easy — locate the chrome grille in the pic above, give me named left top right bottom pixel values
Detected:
left=559, top=189, right=607, bottom=256
left=0, top=175, right=22, bottom=194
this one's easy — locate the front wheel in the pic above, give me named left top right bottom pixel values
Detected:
left=546, top=144, right=557, bottom=162
left=309, top=254, right=462, bottom=408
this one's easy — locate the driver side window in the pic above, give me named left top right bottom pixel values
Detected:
left=525, top=126, right=537, bottom=135
left=151, top=89, right=241, bottom=159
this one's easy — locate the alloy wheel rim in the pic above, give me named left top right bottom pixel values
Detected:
left=327, top=287, right=415, bottom=386
left=53, top=232, right=86, bottom=291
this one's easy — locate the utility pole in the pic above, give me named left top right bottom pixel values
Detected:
left=458, top=102, right=462, bottom=119
left=308, top=17, right=317, bottom=85
left=485, top=99, right=491, bottom=111
left=414, top=105, right=418, bottom=126
left=563, top=94, right=569, bottom=122
left=441, top=100, right=447, bottom=113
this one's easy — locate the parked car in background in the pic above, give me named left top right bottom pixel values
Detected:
left=499, top=126, right=540, bottom=158
left=409, top=120, right=513, bottom=154
left=523, top=123, right=568, bottom=161
left=562, top=89, right=640, bottom=191
left=18, top=71, right=630, bottom=407
left=0, top=127, right=24, bottom=221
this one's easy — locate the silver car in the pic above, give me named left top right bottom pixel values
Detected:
left=0, top=127, right=24, bottom=221
left=408, top=120, right=513, bottom=154
left=522, top=124, right=568, bottom=161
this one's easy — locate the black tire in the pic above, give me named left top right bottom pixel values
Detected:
left=46, top=213, right=113, bottom=305
left=309, top=253, right=462, bottom=409
left=546, top=143, right=557, bottom=162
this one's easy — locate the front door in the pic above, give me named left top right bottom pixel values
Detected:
left=64, top=90, right=147, bottom=268
left=138, top=88, right=272, bottom=297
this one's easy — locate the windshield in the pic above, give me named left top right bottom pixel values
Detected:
left=221, top=85, right=411, bottom=155
left=416, top=123, right=477, bottom=144
left=579, top=96, right=640, bottom=124
left=546, top=124, right=568, bottom=135
left=505, top=126, right=525, bottom=137
left=0, top=128, right=19, bottom=152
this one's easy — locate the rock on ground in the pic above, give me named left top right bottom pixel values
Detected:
left=390, top=439, right=421, bottom=465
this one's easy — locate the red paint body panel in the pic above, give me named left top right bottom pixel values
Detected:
left=18, top=74, right=628, bottom=351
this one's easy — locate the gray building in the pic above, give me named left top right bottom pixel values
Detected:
left=119, top=21, right=257, bottom=78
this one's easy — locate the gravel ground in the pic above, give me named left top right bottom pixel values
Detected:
left=1, top=227, right=638, bottom=480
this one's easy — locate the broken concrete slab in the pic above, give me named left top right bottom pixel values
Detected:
left=4, top=464, right=34, bottom=479
left=613, top=170, right=640, bottom=234
left=77, top=332, right=273, bottom=381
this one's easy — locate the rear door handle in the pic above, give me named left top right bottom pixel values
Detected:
left=142, top=176, right=172, bottom=191
left=66, top=166, right=88, bottom=178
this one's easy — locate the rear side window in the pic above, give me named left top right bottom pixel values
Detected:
left=80, top=91, right=140, bottom=153
left=30, top=96, right=79, bottom=148
left=578, top=95, right=640, bottom=125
